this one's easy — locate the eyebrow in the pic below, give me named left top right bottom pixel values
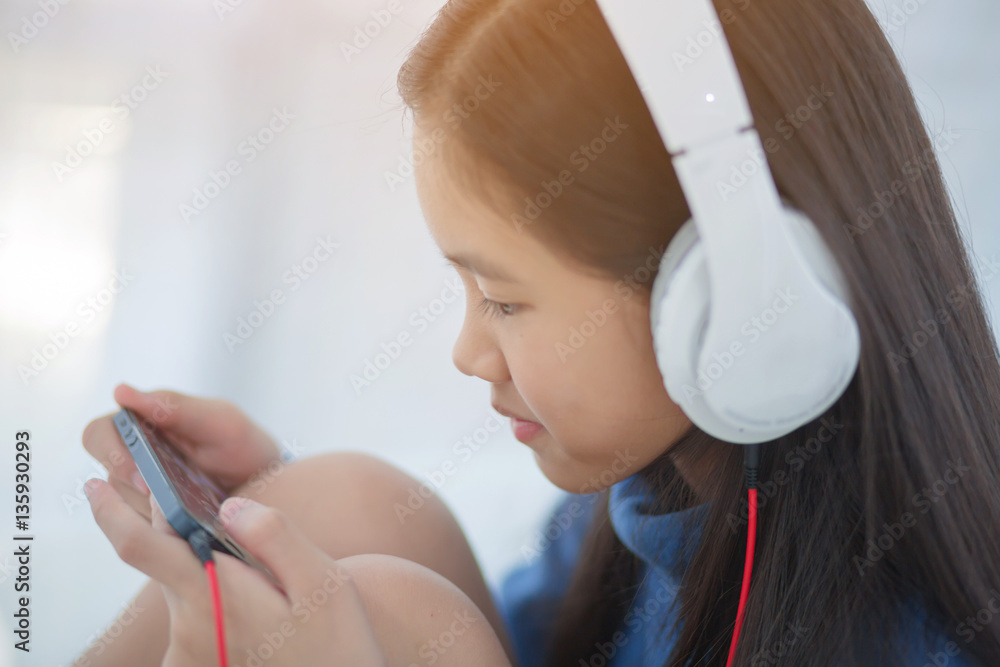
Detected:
left=440, top=250, right=518, bottom=283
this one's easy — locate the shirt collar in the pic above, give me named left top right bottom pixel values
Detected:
left=607, top=471, right=710, bottom=579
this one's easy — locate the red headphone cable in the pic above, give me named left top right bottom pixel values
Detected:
left=725, top=444, right=760, bottom=667
left=189, top=529, right=230, bottom=667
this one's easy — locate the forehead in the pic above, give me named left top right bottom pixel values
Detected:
left=414, top=134, right=556, bottom=281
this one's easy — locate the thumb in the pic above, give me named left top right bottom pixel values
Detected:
left=219, top=496, right=351, bottom=601
left=114, top=384, right=237, bottom=448
left=113, top=383, right=184, bottom=428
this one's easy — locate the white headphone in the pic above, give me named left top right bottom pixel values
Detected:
left=597, top=0, right=861, bottom=444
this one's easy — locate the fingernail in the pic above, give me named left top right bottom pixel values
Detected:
left=131, top=471, right=149, bottom=494
left=220, top=496, right=257, bottom=525
left=84, top=478, right=100, bottom=499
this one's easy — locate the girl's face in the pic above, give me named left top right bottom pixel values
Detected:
left=414, top=129, right=693, bottom=494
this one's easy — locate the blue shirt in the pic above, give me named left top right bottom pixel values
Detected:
left=492, top=472, right=975, bottom=667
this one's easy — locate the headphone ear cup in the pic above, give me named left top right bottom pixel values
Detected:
left=651, top=219, right=756, bottom=442
left=783, top=206, right=854, bottom=311
left=651, top=206, right=859, bottom=443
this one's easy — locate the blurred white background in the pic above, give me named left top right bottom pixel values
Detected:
left=0, top=0, right=996, bottom=664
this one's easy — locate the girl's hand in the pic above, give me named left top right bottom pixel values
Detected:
left=82, top=384, right=285, bottom=519
left=85, top=478, right=386, bottom=667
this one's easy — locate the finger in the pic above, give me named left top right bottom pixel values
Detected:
left=113, top=384, right=246, bottom=448
left=114, top=385, right=263, bottom=491
left=85, top=478, right=203, bottom=596
left=81, top=415, right=149, bottom=495
left=108, top=476, right=152, bottom=522
left=149, top=495, right=180, bottom=539
left=219, top=496, right=345, bottom=601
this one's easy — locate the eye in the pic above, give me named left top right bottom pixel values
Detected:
left=442, top=258, right=517, bottom=319
left=478, top=296, right=516, bottom=319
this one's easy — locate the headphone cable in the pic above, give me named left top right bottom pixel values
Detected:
left=184, top=452, right=758, bottom=667
left=188, top=529, right=229, bottom=667
left=726, top=444, right=760, bottom=667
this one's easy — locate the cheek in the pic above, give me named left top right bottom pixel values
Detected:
left=516, top=311, right=684, bottom=466
left=505, top=326, right=625, bottom=442
left=504, top=332, right=569, bottom=418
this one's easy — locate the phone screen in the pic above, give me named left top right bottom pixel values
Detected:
left=136, top=417, right=228, bottom=528
left=115, top=407, right=283, bottom=591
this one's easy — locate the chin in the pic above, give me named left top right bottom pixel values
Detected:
left=531, top=447, right=602, bottom=495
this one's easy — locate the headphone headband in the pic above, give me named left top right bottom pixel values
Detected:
left=598, top=0, right=752, bottom=152
left=596, top=0, right=861, bottom=443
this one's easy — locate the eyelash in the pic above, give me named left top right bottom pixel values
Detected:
left=443, top=258, right=516, bottom=319
left=478, top=296, right=514, bottom=319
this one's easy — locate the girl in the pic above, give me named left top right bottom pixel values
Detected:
left=78, top=0, right=1000, bottom=665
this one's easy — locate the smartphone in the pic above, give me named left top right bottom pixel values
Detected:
left=113, top=407, right=283, bottom=591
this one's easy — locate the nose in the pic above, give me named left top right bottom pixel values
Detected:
left=452, top=306, right=510, bottom=384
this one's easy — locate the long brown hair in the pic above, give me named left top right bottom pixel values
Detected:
left=396, top=0, right=1000, bottom=665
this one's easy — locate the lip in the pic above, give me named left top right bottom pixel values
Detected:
left=491, top=403, right=534, bottom=422
left=492, top=403, right=545, bottom=443
left=510, top=417, right=545, bottom=443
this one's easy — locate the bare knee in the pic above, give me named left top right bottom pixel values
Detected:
left=227, top=451, right=467, bottom=566
left=232, top=450, right=406, bottom=508
left=227, top=451, right=514, bottom=663
left=339, top=553, right=511, bottom=667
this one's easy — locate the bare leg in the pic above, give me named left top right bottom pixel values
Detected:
left=73, top=452, right=515, bottom=666
left=72, top=579, right=169, bottom=667
left=338, top=553, right=514, bottom=666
